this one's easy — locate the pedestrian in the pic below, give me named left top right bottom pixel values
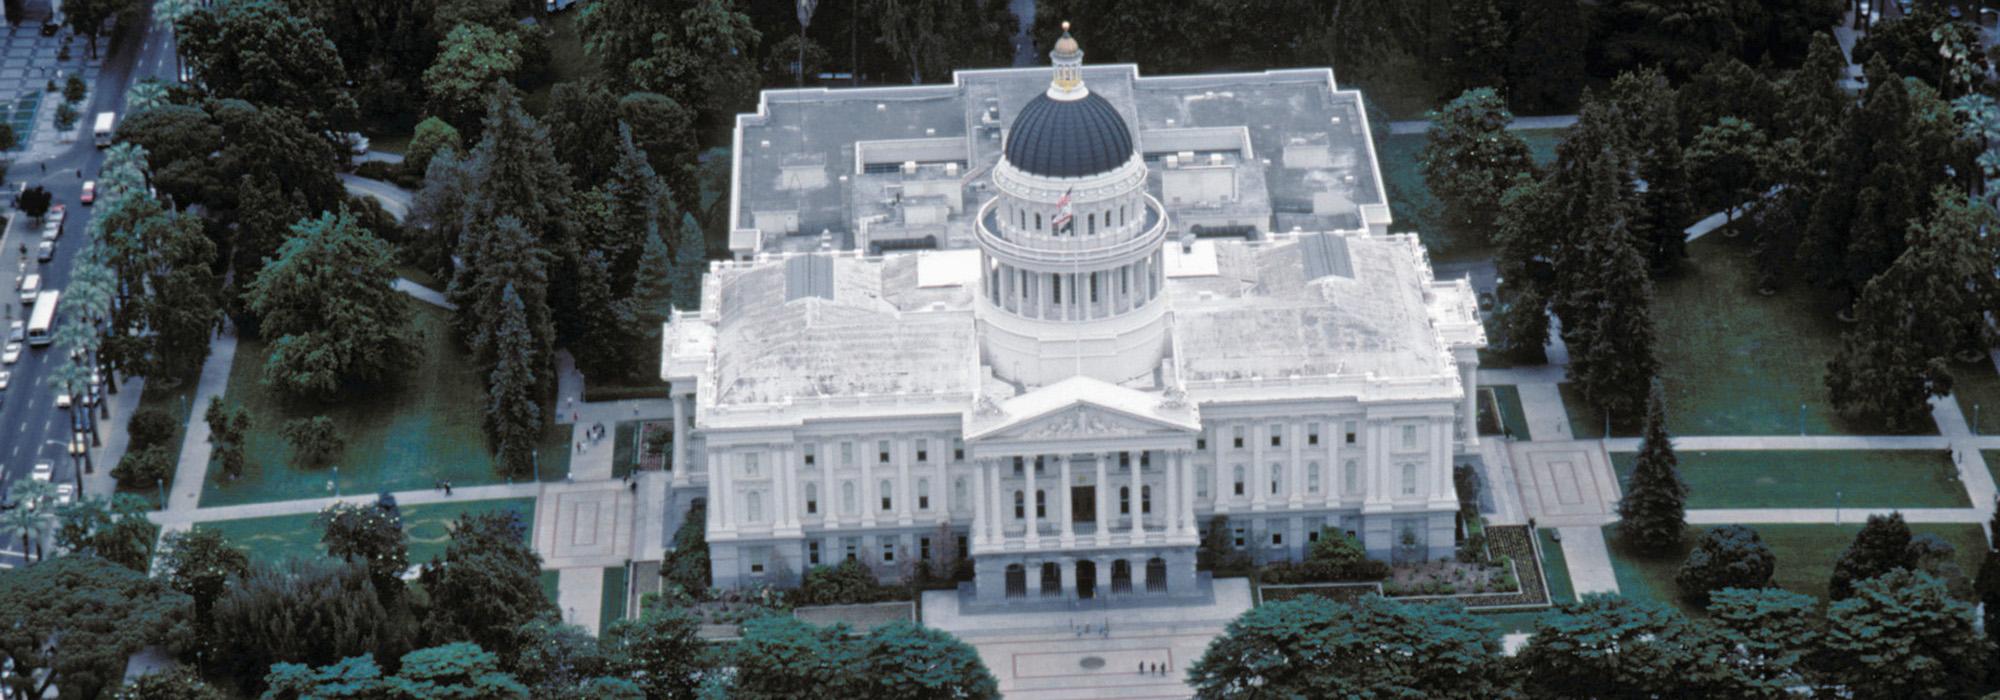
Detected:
left=1138, top=662, right=1143, bottom=674
left=444, top=481, right=452, bottom=496
left=39, top=161, right=45, bottom=173
left=75, top=168, right=81, bottom=178
left=629, top=481, right=637, bottom=493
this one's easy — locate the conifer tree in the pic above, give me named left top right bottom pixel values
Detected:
left=1829, top=512, right=1914, bottom=599
left=670, top=213, right=706, bottom=311
left=487, top=285, right=544, bottom=478
left=1618, top=382, right=1686, bottom=552
left=1420, top=88, right=1536, bottom=250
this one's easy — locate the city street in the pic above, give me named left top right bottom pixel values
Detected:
left=0, top=2, right=174, bottom=566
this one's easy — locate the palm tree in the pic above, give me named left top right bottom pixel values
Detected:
left=152, top=0, right=197, bottom=82
left=125, top=80, right=170, bottom=116
left=4, top=481, right=57, bottom=562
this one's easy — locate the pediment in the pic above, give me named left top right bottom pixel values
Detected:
left=982, top=403, right=1190, bottom=442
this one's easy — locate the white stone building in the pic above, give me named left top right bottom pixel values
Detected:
left=659, top=30, right=1485, bottom=604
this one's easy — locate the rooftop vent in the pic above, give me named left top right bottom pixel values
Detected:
left=784, top=253, right=836, bottom=301
left=902, top=161, right=918, bottom=175
left=1209, top=153, right=1224, bottom=166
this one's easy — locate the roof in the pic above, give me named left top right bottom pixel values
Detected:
left=1002, top=92, right=1135, bottom=178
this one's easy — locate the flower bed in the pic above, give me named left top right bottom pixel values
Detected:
left=1257, top=581, right=1382, bottom=605
left=1423, top=524, right=1552, bottom=609
left=1382, top=557, right=1518, bottom=597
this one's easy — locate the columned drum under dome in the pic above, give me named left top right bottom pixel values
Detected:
left=977, top=28, right=1171, bottom=387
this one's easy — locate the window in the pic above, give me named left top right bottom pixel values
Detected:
left=1197, top=433, right=1207, bottom=450
left=882, top=542, right=896, bottom=563
left=953, top=438, right=964, bottom=461
left=917, top=478, right=931, bottom=510
left=1233, top=426, right=1245, bottom=448
left=1270, top=424, right=1283, bottom=447
left=1307, top=528, right=1321, bottom=543
left=880, top=479, right=894, bottom=511
left=1053, top=275, right=1062, bottom=302
left=1308, top=423, right=1320, bottom=446
left=804, top=443, right=817, bottom=465
left=1401, top=425, right=1418, bottom=450
left=1088, top=212, right=1096, bottom=235
left=1271, top=531, right=1284, bottom=547
left=1035, top=212, right=1042, bottom=230
left=1014, top=491, right=1025, bottom=519
left=844, top=538, right=858, bottom=561
left=1401, top=463, right=1418, bottom=496
left=1197, top=466, right=1210, bottom=498
left=1232, top=466, right=1246, bottom=496
left=1013, top=456, right=1024, bottom=475
left=745, top=490, right=763, bottom=523
left=1035, top=456, right=1046, bottom=474
left=750, top=550, right=765, bottom=574
left=1089, top=274, right=1098, bottom=302
left=1270, top=464, right=1282, bottom=495
left=743, top=453, right=760, bottom=477
left=1119, top=452, right=1131, bottom=470
left=843, top=481, right=858, bottom=514
left=1120, top=486, right=1131, bottom=514
left=1307, top=462, right=1321, bottom=493
left=841, top=442, right=854, bottom=465
left=1344, top=421, right=1357, bottom=444
left=953, top=478, right=967, bottom=511
left=879, top=440, right=891, bottom=464
left=916, top=439, right=929, bottom=462
left=1141, top=485, right=1152, bottom=514
left=808, top=540, right=822, bottom=565
left=1344, top=460, right=1358, bottom=494
left=805, top=482, right=819, bottom=514
left=1140, top=451, right=1150, bottom=469
left=1035, top=490, right=1047, bottom=518
left=919, top=537, right=932, bottom=561
left=1232, top=527, right=1247, bottom=548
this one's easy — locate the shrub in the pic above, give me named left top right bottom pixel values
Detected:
left=62, top=73, right=85, bottom=103
left=797, top=559, right=882, bottom=605
left=127, top=408, right=178, bottom=450
left=55, top=102, right=77, bottom=130
left=111, top=445, right=174, bottom=490
left=661, top=502, right=710, bottom=601
left=281, top=416, right=343, bottom=468
left=353, top=160, right=399, bottom=181
left=1457, top=530, right=1489, bottom=564
left=1676, top=525, right=1776, bottom=601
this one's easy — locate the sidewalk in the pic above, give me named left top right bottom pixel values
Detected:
left=393, top=277, right=454, bottom=310
left=1686, top=507, right=1985, bottom=525
left=1386, top=114, right=1578, bottom=135
left=149, top=482, right=543, bottom=526
left=163, top=328, right=236, bottom=513
left=1557, top=526, right=1619, bottom=596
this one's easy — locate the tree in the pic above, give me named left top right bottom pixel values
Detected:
left=729, top=615, right=861, bottom=698
left=1676, top=525, right=1775, bottom=600
left=486, top=285, right=544, bottom=477
left=17, top=185, right=50, bottom=220
left=114, top=103, right=226, bottom=208
left=1829, top=511, right=1914, bottom=599
left=1707, top=587, right=1822, bottom=692
left=404, top=116, right=463, bottom=182
left=799, top=559, right=884, bottom=606
left=318, top=494, right=410, bottom=594
left=284, top=415, right=345, bottom=467
left=615, top=91, right=700, bottom=213
left=1825, top=569, right=1989, bottom=697
left=112, top=445, right=175, bottom=490
left=143, top=210, right=223, bottom=379
left=418, top=511, right=552, bottom=659
left=54, top=494, right=161, bottom=572
left=1419, top=88, right=1536, bottom=250
left=177, top=0, right=356, bottom=135
left=159, top=528, right=251, bottom=627
left=0, top=555, right=192, bottom=700
left=62, top=0, right=142, bottom=59
left=512, top=619, right=617, bottom=698
left=661, top=500, right=710, bottom=600
left=246, top=210, right=419, bottom=399
left=1684, top=117, right=1773, bottom=221
left=1189, top=594, right=1506, bottom=698
left=384, top=642, right=529, bottom=699
left=262, top=655, right=386, bottom=700
left=115, top=664, right=226, bottom=700
left=1675, top=57, right=1778, bottom=144
left=423, top=24, right=523, bottom=133
left=851, top=621, right=999, bottom=700
left=1489, top=176, right=1553, bottom=362
left=1512, top=594, right=1756, bottom=698
left=671, top=212, right=707, bottom=310
left=600, top=603, right=711, bottom=700
left=632, top=227, right=676, bottom=371
left=1596, top=0, right=1749, bottom=80
left=1504, top=0, right=1587, bottom=113
left=863, top=0, right=1011, bottom=84
left=540, top=80, right=623, bottom=191
left=209, top=558, right=414, bottom=694
left=205, top=397, right=252, bottom=481
left=1601, top=69, right=1693, bottom=274
left=1827, top=189, right=2000, bottom=430
left=1977, top=500, right=2000, bottom=640
left=0, top=482, right=53, bottom=562
left=1443, top=0, right=1507, bottom=93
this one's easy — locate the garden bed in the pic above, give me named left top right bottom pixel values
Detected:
left=1257, top=581, right=1382, bottom=605
left=1394, top=525, right=1553, bottom=609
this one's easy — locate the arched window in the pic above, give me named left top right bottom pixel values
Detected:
left=745, top=490, right=763, bottom=523
left=1018, top=209, right=1025, bottom=228
left=880, top=479, right=894, bottom=511
left=1343, top=460, right=1358, bottom=494
left=1119, top=486, right=1131, bottom=514
left=1140, top=485, right=1151, bottom=514
left=842, top=481, right=858, bottom=514
left=1036, top=490, right=1047, bottom=518
left=1015, top=490, right=1025, bottom=519
left=1232, top=466, right=1245, bottom=496
left=1120, top=204, right=1127, bottom=226
left=1196, top=466, right=1210, bottom=498
left=1035, top=212, right=1042, bottom=230
left=1401, top=463, right=1418, bottom=496
left=1088, top=212, right=1096, bottom=235
left=1307, top=462, right=1321, bottom=494
left=1270, top=463, right=1282, bottom=495
left=917, top=478, right=931, bottom=510
left=805, top=482, right=819, bottom=514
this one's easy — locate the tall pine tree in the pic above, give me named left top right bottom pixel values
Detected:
left=670, top=212, right=707, bottom=311
left=487, top=285, right=543, bottom=478
left=1618, top=382, right=1686, bottom=552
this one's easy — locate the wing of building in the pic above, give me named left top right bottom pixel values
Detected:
left=658, top=28, right=1485, bottom=605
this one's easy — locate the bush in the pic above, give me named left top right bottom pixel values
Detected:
left=797, top=559, right=883, bottom=605
left=127, top=408, right=178, bottom=450
left=661, top=503, right=710, bottom=601
left=282, top=416, right=343, bottom=468
left=62, top=73, right=86, bottom=103
left=1676, top=525, right=1775, bottom=601
left=54, top=102, right=77, bottom=130
left=353, top=160, right=399, bottom=181
left=111, top=445, right=174, bottom=490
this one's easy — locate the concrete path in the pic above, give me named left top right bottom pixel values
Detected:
left=1600, top=435, right=1952, bottom=452
left=1556, top=527, right=1619, bottom=595
left=163, top=328, right=237, bottom=513
left=338, top=173, right=411, bottom=222
left=1386, top=114, right=1578, bottom=135
left=1686, top=507, right=1986, bottom=525
left=558, top=567, right=607, bottom=635
left=149, top=482, right=543, bottom=526
left=393, top=277, right=455, bottom=311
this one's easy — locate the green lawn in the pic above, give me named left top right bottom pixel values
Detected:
left=194, top=497, right=537, bottom=567
left=1479, top=385, right=1533, bottom=441
left=1951, top=358, right=2000, bottom=435
left=1610, top=450, right=1969, bottom=509
left=1538, top=529, right=1574, bottom=604
left=1984, top=451, right=2000, bottom=498
left=1559, top=383, right=1638, bottom=439
left=1376, top=127, right=1565, bottom=263
left=601, top=565, right=630, bottom=632
left=1647, top=233, right=1934, bottom=436
left=200, top=300, right=567, bottom=507
left=1602, top=522, right=1988, bottom=617
left=126, top=365, right=204, bottom=509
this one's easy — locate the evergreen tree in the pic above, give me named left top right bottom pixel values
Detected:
left=1829, top=511, right=1915, bottom=599
left=1419, top=88, right=1537, bottom=250
left=728, top=616, right=861, bottom=698
left=1553, top=151, right=1659, bottom=422
left=1444, top=0, right=1507, bottom=93
left=451, top=215, right=554, bottom=373
left=1707, top=587, right=1822, bottom=692
left=632, top=227, right=676, bottom=368
left=245, top=210, right=418, bottom=399
left=1189, top=594, right=1508, bottom=698
left=1618, top=383, right=1685, bottom=552
left=487, top=285, right=545, bottom=478
left=1675, top=57, right=1779, bottom=144
left=1489, top=175, right=1552, bottom=363
left=1604, top=68, right=1692, bottom=274
left=418, top=510, right=553, bottom=661
left=670, top=212, right=707, bottom=310
left=1978, top=500, right=2000, bottom=640
left=600, top=603, right=712, bottom=700
left=317, top=493, right=410, bottom=597
left=404, top=116, right=463, bottom=182
left=1825, top=569, right=1989, bottom=698
left=851, top=621, right=1000, bottom=700
left=1502, top=0, right=1587, bottom=114
left=1684, top=117, right=1774, bottom=222
left=1513, top=595, right=1757, bottom=699
left=570, top=251, right=643, bottom=382
left=1676, top=525, right=1775, bottom=601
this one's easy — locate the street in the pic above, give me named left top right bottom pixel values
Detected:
left=0, top=2, right=174, bottom=566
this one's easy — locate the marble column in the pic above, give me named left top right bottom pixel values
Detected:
left=988, top=460, right=1005, bottom=543
left=1179, top=450, right=1197, bottom=537
left=713, top=449, right=733, bottom=533
left=1094, top=454, right=1110, bottom=546
left=1251, top=425, right=1267, bottom=510
left=778, top=446, right=800, bottom=531
left=1326, top=418, right=1340, bottom=507
left=1164, top=449, right=1179, bottom=535
left=671, top=392, right=688, bottom=487
left=1211, top=424, right=1229, bottom=513
left=1128, top=451, right=1144, bottom=540
left=1288, top=422, right=1304, bottom=507
left=819, top=446, right=836, bottom=525
left=972, top=458, right=989, bottom=546
left=934, top=438, right=949, bottom=523
left=1058, top=454, right=1075, bottom=546
left=896, top=439, right=913, bottom=526
left=1024, top=459, right=1041, bottom=548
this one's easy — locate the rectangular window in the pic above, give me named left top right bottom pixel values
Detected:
left=919, top=491, right=930, bottom=511
left=1402, top=463, right=1418, bottom=496
left=1013, top=456, right=1024, bottom=475
left=1344, top=421, right=1357, bottom=444
left=805, top=484, right=818, bottom=514
left=1231, top=527, right=1246, bottom=549
left=1307, top=529, right=1320, bottom=543
left=1270, top=424, right=1282, bottom=447
left=1197, top=434, right=1207, bottom=450
left=1035, top=456, right=1045, bottom=474
left=841, top=442, right=854, bottom=465
left=919, top=537, right=932, bottom=561
left=956, top=535, right=968, bottom=558
left=743, top=452, right=759, bottom=476
left=879, top=440, right=891, bottom=464
left=804, top=443, right=817, bottom=465
left=808, top=540, right=822, bottom=565
left=1308, top=423, right=1320, bottom=446
left=882, top=542, right=895, bottom=563
left=1140, top=451, right=1150, bottom=468
left=1271, top=532, right=1283, bottom=547
left=916, top=439, right=929, bottom=463
left=843, top=538, right=859, bottom=562
left=953, top=438, right=965, bottom=461
left=1119, top=452, right=1131, bottom=469
left=1233, top=426, right=1245, bottom=449
left=1402, top=425, right=1417, bottom=450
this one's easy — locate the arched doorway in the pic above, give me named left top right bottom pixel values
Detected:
left=1075, top=560, right=1097, bottom=600
left=1040, top=562, right=1061, bottom=596
left=1146, top=558, right=1167, bottom=593
left=1005, top=564, right=1027, bottom=598
left=1111, top=559, right=1132, bottom=594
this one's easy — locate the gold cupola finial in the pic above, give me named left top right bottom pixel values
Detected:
left=1048, top=21, right=1087, bottom=100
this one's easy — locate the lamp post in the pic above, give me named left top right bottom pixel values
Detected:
left=1798, top=403, right=1806, bottom=436
left=1836, top=490, right=1843, bottom=525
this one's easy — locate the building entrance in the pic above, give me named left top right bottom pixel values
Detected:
left=1071, top=486, right=1095, bottom=523
left=1076, top=559, right=1098, bottom=599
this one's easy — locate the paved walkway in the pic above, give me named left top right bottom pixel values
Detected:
left=1686, top=507, right=1987, bottom=525
left=338, top=173, right=410, bottom=221
left=1556, top=526, right=1619, bottom=595
left=149, top=482, right=543, bottom=526
left=163, top=328, right=237, bottom=513
left=1386, top=114, right=1578, bottom=135
left=393, top=277, right=454, bottom=310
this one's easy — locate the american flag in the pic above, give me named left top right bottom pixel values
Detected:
left=1052, top=188, right=1074, bottom=232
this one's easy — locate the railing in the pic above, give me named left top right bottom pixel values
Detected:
left=975, top=195, right=1168, bottom=264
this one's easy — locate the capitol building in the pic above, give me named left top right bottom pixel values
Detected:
left=659, top=28, right=1485, bottom=604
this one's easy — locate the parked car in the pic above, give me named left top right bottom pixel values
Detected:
left=2, top=343, right=18, bottom=365
left=54, top=484, right=73, bottom=506
left=0, top=370, right=10, bottom=390
left=79, top=180, right=95, bottom=205
left=35, top=240, right=53, bottom=262
left=6, top=320, right=21, bottom=342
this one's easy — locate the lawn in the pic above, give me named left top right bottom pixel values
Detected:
left=200, top=300, right=568, bottom=507
left=126, top=365, right=204, bottom=509
left=1479, top=385, right=1533, bottom=441
left=1602, top=522, right=1988, bottom=618
left=1376, top=128, right=1565, bottom=263
left=601, top=565, right=630, bottom=632
left=1610, top=450, right=1969, bottom=510
left=1538, top=529, right=1574, bottom=604
left=1645, top=233, right=1934, bottom=436
left=1951, top=358, right=2000, bottom=435
left=194, top=496, right=538, bottom=567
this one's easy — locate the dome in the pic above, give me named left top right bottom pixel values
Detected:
left=1003, top=92, right=1134, bottom=179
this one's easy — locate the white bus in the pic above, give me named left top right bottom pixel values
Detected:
left=93, top=112, right=114, bottom=148
left=26, top=290, right=58, bottom=346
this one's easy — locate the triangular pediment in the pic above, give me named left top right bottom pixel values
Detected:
left=983, top=404, right=1186, bottom=442
left=964, top=376, right=1199, bottom=444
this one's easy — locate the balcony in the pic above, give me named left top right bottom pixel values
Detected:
left=976, top=194, right=1168, bottom=266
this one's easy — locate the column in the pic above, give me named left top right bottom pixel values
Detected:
left=1368, top=419, right=1388, bottom=502
left=861, top=447, right=876, bottom=527
left=1434, top=417, right=1456, bottom=502
left=704, top=447, right=719, bottom=532
left=1031, top=560, right=1046, bottom=597
left=1094, top=454, right=1110, bottom=546
left=1164, top=448, right=1180, bottom=535
left=1210, top=423, right=1229, bottom=513
left=992, top=460, right=1008, bottom=543
left=973, top=458, right=989, bottom=546
left=1058, top=454, right=1075, bottom=546
left=1179, top=450, right=1197, bottom=537
left=779, top=446, right=800, bottom=531
left=714, top=449, right=733, bottom=533
left=671, top=391, right=688, bottom=487
left=820, top=447, right=836, bottom=525
left=1288, top=422, right=1304, bottom=508
left=1461, top=360, right=1480, bottom=448
left=1024, top=459, right=1041, bottom=548
left=1326, top=417, right=1340, bottom=507
left=1059, top=556, right=1077, bottom=598
left=1250, top=424, right=1267, bottom=511
left=934, top=438, right=950, bottom=524
left=896, top=438, right=913, bottom=526
left=1093, top=555, right=1112, bottom=596
left=1128, top=450, right=1144, bottom=540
